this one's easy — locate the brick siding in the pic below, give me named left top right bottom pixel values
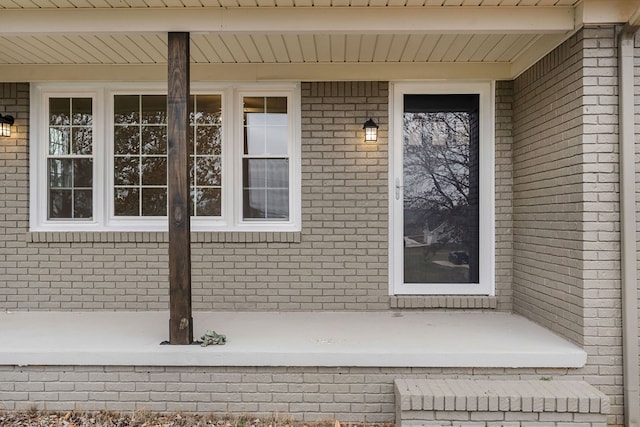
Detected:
left=0, top=26, right=631, bottom=427
left=395, top=379, right=609, bottom=427
left=0, top=81, right=515, bottom=311
left=512, top=27, right=624, bottom=426
left=512, top=31, right=586, bottom=345
left=0, top=366, right=579, bottom=422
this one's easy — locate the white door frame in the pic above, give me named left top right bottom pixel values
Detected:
left=388, top=81, right=496, bottom=296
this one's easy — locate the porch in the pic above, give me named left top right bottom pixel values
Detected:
left=0, top=310, right=585, bottom=368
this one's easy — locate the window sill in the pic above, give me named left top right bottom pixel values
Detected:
left=27, top=231, right=302, bottom=244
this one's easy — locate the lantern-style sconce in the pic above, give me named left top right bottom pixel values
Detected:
left=363, top=118, right=378, bottom=142
left=0, top=114, right=14, bottom=138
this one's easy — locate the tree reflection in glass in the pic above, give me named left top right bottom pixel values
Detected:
left=402, top=94, right=479, bottom=285
left=114, top=94, right=222, bottom=217
left=47, top=97, right=93, bottom=220
left=189, top=94, right=222, bottom=217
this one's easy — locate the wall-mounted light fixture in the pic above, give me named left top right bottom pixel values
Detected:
left=0, top=114, right=14, bottom=138
left=363, top=118, right=378, bottom=142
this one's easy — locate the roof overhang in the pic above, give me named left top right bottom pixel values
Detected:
left=0, top=0, right=638, bottom=82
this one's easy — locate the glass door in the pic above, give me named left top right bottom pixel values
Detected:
left=390, top=82, right=493, bottom=295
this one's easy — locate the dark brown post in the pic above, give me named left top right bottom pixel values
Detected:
left=167, top=32, right=193, bottom=345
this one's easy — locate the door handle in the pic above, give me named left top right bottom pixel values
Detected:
left=395, top=178, right=403, bottom=200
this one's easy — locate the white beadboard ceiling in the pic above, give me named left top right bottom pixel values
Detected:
left=0, top=0, right=636, bottom=81
left=0, top=0, right=581, bottom=8
left=0, top=33, right=545, bottom=65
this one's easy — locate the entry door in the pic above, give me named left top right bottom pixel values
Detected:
left=390, top=83, right=493, bottom=295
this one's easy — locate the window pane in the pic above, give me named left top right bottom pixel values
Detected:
left=188, top=129, right=195, bottom=155
left=114, top=157, right=139, bottom=186
left=195, top=95, right=222, bottom=125
left=114, top=126, right=140, bottom=155
left=266, top=97, right=287, bottom=115
left=141, top=126, right=167, bottom=155
left=267, top=189, right=289, bottom=219
left=243, top=97, right=265, bottom=124
left=196, top=125, right=221, bottom=155
left=266, top=159, right=289, bottom=188
left=188, top=156, right=195, bottom=186
left=243, top=189, right=289, bottom=220
left=243, top=159, right=289, bottom=220
left=111, top=92, right=227, bottom=220
left=141, top=157, right=167, bottom=186
left=49, top=98, right=70, bottom=126
left=115, top=188, right=139, bottom=216
left=72, top=98, right=93, bottom=126
left=402, top=94, right=479, bottom=285
left=243, top=159, right=289, bottom=188
left=49, top=159, right=73, bottom=188
left=245, top=123, right=266, bottom=155
left=243, top=189, right=265, bottom=219
left=113, top=94, right=183, bottom=218
left=265, top=124, right=288, bottom=155
left=74, top=190, right=92, bottom=218
left=243, top=159, right=266, bottom=188
left=72, top=127, right=92, bottom=155
left=73, top=158, right=93, bottom=187
left=241, top=95, right=291, bottom=222
left=194, top=188, right=221, bottom=216
left=142, top=188, right=167, bottom=216
left=141, top=95, right=167, bottom=124
left=114, top=95, right=139, bottom=124
left=49, top=127, right=70, bottom=156
left=49, top=190, right=72, bottom=219
left=196, top=157, right=221, bottom=187
left=47, top=97, right=94, bottom=221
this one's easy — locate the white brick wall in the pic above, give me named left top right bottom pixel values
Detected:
left=512, top=27, right=624, bottom=426
left=0, top=366, right=587, bottom=422
left=512, top=31, right=586, bottom=345
left=395, top=379, right=609, bottom=427
left=0, top=27, right=631, bottom=426
left=495, top=80, right=515, bottom=312
left=0, top=80, right=515, bottom=311
left=0, top=82, right=392, bottom=311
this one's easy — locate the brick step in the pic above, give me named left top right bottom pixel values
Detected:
left=394, top=379, right=609, bottom=427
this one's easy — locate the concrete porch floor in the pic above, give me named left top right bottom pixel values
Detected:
left=0, top=310, right=586, bottom=368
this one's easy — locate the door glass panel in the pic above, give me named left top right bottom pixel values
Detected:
left=402, top=94, right=479, bottom=284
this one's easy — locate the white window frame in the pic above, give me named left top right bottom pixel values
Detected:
left=30, top=82, right=301, bottom=232
left=234, top=89, right=300, bottom=230
left=388, top=81, right=495, bottom=295
left=31, top=85, right=104, bottom=231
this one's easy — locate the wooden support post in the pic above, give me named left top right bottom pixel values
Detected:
left=167, top=32, right=193, bottom=345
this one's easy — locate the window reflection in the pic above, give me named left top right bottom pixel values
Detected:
left=47, top=97, right=93, bottom=220
left=113, top=94, right=222, bottom=217
left=242, top=158, right=289, bottom=220
left=241, top=96, right=290, bottom=221
left=402, top=94, right=479, bottom=285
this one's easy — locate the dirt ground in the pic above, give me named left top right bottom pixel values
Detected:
left=0, top=410, right=395, bottom=427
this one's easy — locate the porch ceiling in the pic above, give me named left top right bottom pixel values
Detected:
left=0, top=0, right=637, bottom=81
left=0, top=0, right=582, bottom=8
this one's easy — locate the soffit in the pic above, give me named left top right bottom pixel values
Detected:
left=0, top=33, right=546, bottom=64
left=0, top=0, right=581, bottom=8
left=0, top=0, right=636, bottom=81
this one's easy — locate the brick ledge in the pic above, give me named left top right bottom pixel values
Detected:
left=390, top=296, right=497, bottom=309
left=395, top=379, right=609, bottom=414
left=27, top=231, right=301, bottom=244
